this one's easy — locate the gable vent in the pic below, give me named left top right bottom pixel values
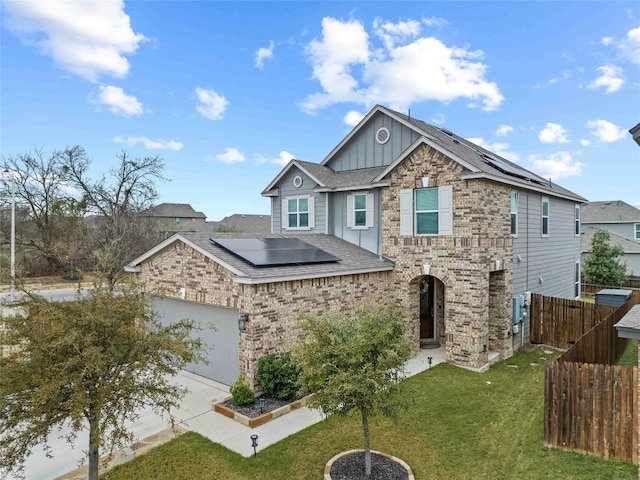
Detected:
left=376, top=127, right=390, bottom=145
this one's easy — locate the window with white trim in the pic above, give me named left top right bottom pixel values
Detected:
left=574, top=261, right=581, bottom=299
left=635, top=223, right=640, bottom=241
left=347, top=193, right=374, bottom=229
left=574, top=204, right=580, bottom=236
left=283, top=195, right=314, bottom=230
left=541, top=197, right=549, bottom=237
left=399, top=186, right=452, bottom=236
left=510, top=191, right=518, bottom=236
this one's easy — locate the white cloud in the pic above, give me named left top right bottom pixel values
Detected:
left=496, top=125, right=514, bottom=137
left=466, top=137, right=519, bottom=163
left=586, top=119, right=627, bottom=143
left=255, top=41, right=274, bottom=68
left=344, top=110, right=365, bottom=127
left=580, top=139, right=592, bottom=147
left=113, top=136, right=182, bottom=151
left=256, top=151, right=295, bottom=166
left=588, top=65, right=624, bottom=93
left=528, top=152, right=585, bottom=180
left=601, top=36, right=614, bottom=46
left=91, top=85, right=143, bottom=116
left=422, top=16, right=449, bottom=28
left=301, top=16, right=503, bottom=114
left=430, top=113, right=446, bottom=125
left=215, top=147, right=245, bottom=164
left=3, top=0, right=145, bottom=82
left=619, top=26, right=640, bottom=64
left=539, top=123, right=570, bottom=144
left=195, top=87, right=228, bottom=120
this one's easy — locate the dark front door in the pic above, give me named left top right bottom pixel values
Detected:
left=420, top=276, right=435, bottom=339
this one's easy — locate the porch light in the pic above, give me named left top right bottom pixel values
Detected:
left=250, top=434, right=259, bottom=457
left=238, top=313, right=249, bottom=331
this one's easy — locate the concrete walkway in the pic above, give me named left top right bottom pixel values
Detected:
left=8, top=346, right=447, bottom=480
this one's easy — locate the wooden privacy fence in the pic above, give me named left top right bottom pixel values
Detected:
left=529, top=294, right=616, bottom=349
left=543, top=291, right=640, bottom=465
left=544, top=362, right=638, bottom=464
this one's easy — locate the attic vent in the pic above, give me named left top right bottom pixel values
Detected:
left=293, top=175, right=303, bottom=188
left=376, top=127, right=390, bottom=145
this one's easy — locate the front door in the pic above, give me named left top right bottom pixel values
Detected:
left=419, top=276, right=435, bottom=339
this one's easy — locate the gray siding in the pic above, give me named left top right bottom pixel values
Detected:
left=272, top=169, right=326, bottom=235
left=513, top=191, right=581, bottom=299
left=327, top=112, right=421, bottom=172
left=582, top=221, right=640, bottom=243
left=581, top=252, right=640, bottom=277
left=330, top=190, right=382, bottom=255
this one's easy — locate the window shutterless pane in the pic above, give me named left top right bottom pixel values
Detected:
left=354, top=194, right=366, bottom=210
left=416, top=212, right=438, bottom=234
left=542, top=217, right=548, bottom=234
left=542, top=200, right=549, bottom=216
left=416, top=189, right=438, bottom=211
left=511, top=214, right=517, bottom=235
left=289, top=214, right=297, bottom=227
left=299, top=198, right=308, bottom=211
left=511, top=192, right=517, bottom=212
left=355, top=211, right=366, bottom=226
left=299, top=213, right=309, bottom=227
left=288, top=199, right=297, bottom=213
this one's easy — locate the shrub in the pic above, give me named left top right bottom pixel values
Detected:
left=230, top=374, right=255, bottom=406
left=257, top=353, right=300, bottom=400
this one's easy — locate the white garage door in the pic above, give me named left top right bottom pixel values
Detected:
left=152, top=297, right=240, bottom=386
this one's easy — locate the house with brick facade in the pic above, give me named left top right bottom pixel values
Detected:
left=126, top=105, right=587, bottom=387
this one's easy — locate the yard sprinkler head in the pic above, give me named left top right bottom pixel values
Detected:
left=428, top=356, right=433, bottom=369
left=250, top=434, right=259, bottom=457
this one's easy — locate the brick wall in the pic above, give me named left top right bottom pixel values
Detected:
left=382, top=144, right=514, bottom=370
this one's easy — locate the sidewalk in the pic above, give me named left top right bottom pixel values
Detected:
left=13, top=346, right=446, bottom=480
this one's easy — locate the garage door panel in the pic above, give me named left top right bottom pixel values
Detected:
left=152, top=297, right=239, bottom=386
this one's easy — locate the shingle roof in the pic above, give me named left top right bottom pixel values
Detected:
left=211, top=214, right=272, bottom=234
left=581, top=227, right=640, bottom=254
left=581, top=201, right=640, bottom=223
left=146, top=203, right=206, bottom=219
left=128, top=232, right=394, bottom=284
left=295, top=160, right=388, bottom=190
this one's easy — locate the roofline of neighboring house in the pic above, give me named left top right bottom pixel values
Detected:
left=630, top=123, right=640, bottom=146
left=582, top=220, right=639, bottom=224
left=124, top=234, right=248, bottom=278
left=230, top=264, right=395, bottom=285
left=462, top=172, right=588, bottom=203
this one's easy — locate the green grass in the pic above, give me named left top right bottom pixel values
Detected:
left=102, top=347, right=637, bottom=480
left=618, top=339, right=638, bottom=367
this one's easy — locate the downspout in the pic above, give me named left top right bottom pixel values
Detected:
left=524, top=191, right=529, bottom=349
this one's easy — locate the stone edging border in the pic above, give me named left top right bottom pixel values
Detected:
left=213, top=396, right=308, bottom=428
left=323, top=448, right=415, bottom=480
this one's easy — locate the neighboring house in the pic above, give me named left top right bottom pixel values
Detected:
left=630, top=123, right=640, bottom=147
left=145, top=203, right=207, bottom=231
left=126, top=105, right=586, bottom=387
left=211, top=214, right=271, bottom=234
left=581, top=201, right=640, bottom=276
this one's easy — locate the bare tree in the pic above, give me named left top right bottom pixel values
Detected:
left=60, top=150, right=166, bottom=288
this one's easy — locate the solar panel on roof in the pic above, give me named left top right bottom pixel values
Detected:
left=211, top=237, right=341, bottom=267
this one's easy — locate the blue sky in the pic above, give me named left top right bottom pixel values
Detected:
left=1, top=1, right=639, bottom=221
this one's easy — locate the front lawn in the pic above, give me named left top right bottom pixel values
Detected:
left=103, top=347, right=637, bottom=480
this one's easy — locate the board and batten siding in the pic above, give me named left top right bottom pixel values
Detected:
left=327, top=112, right=421, bottom=172
left=512, top=191, right=581, bottom=299
left=329, top=190, right=382, bottom=255
left=271, top=169, right=326, bottom=235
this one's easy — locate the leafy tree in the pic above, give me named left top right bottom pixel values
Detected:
left=583, top=228, right=626, bottom=286
left=293, top=305, right=412, bottom=477
left=0, top=279, right=205, bottom=480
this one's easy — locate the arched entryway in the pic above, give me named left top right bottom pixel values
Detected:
left=419, top=275, right=444, bottom=348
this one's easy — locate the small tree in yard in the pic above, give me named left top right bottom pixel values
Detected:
left=0, top=279, right=205, bottom=480
left=293, top=305, right=412, bottom=477
left=583, top=228, right=626, bottom=286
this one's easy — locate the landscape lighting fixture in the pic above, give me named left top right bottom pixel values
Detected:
left=250, top=434, right=259, bottom=457
left=259, top=396, right=265, bottom=414
left=428, top=357, right=433, bottom=369
left=238, top=313, right=249, bottom=331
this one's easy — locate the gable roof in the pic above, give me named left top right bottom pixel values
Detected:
left=581, top=226, right=640, bottom=254
left=126, top=232, right=394, bottom=285
left=145, top=203, right=206, bottom=219
left=582, top=201, right=640, bottom=223
left=212, top=214, right=271, bottom=234
left=317, top=105, right=587, bottom=202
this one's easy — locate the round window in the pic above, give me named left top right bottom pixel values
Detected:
left=293, top=175, right=303, bottom=188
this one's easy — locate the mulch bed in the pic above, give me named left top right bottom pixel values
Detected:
left=220, top=396, right=296, bottom=418
left=330, top=451, right=409, bottom=480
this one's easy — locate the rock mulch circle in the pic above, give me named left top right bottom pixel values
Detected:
left=324, top=449, right=414, bottom=480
